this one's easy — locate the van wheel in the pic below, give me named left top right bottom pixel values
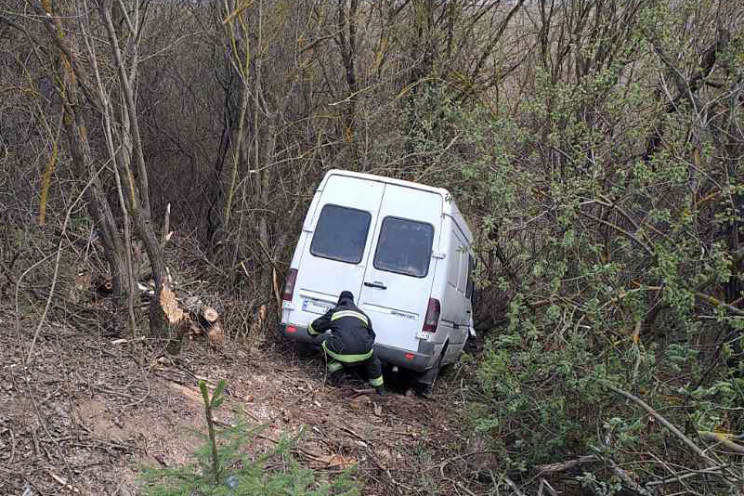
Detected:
left=416, top=353, right=443, bottom=397
left=294, top=342, right=315, bottom=357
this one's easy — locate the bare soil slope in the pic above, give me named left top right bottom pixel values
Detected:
left=0, top=309, right=482, bottom=495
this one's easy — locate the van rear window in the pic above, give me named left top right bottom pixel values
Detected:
left=310, top=204, right=371, bottom=264
left=373, top=217, right=434, bottom=278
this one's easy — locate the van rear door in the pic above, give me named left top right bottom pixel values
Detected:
left=358, top=184, right=443, bottom=352
left=291, top=175, right=384, bottom=324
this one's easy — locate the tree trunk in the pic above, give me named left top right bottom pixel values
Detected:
left=98, top=2, right=171, bottom=338
left=60, top=77, right=131, bottom=304
left=338, top=0, right=360, bottom=168
left=34, top=0, right=132, bottom=303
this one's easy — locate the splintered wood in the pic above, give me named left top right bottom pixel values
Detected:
left=155, top=284, right=191, bottom=355
left=145, top=285, right=224, bottom=352
left=160, top=285, right=185, bottom=325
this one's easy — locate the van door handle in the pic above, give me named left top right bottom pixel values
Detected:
left=364, top=281, right=387, bottom=290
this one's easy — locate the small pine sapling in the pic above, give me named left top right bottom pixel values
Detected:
left=138, top=379, right=361, bottom=495
left=199, top=378, right=226, bottom=483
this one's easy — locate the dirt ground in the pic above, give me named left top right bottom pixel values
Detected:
left=0, top=307, right=490, bottom=496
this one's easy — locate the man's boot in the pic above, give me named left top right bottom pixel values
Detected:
left=328, top=370, right=346, bottom=387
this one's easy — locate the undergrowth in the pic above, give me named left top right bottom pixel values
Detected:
left=138, top=380, right=362, bottom=496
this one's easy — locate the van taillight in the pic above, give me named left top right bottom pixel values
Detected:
left=423, top=298, right=440, bottom=333
left=283, top=269, right=298, bottom=301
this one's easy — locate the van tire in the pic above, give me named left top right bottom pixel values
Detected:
left=294, top=341, right=315, bottom=357
left=416, top=352, right=443, bottom=397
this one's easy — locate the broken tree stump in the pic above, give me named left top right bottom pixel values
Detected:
left=140, top=284, right=224, bottom=351
left=150, top=284, right=191, bottom=354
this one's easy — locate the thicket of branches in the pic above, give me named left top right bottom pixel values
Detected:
left=1, top=0, right=743, bottom=494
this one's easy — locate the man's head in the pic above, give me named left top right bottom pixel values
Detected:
left=338, top=290, right=354, bottom=304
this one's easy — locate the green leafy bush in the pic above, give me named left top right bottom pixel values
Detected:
left=397, top=2, right=744, bottom=492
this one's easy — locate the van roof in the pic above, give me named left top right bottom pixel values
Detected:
left=320, top=169, right=473, bottom=241
left=321, top=169, right=449, bottom=197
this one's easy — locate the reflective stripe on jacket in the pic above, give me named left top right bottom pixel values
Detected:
left=309, top=296, right=375, bottom=356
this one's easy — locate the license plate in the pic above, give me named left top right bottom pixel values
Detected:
left=302, top=299, right=333, bottom=315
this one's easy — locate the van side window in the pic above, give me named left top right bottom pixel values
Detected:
left=373, top=217, right=434, bottom=278
left=447, top=236, right=461, bottom=288
left=466, top=254, right=476, bottom=299
left=310, top=204, right=371, bottom=264
left=457, top=246, right=469, bottom=293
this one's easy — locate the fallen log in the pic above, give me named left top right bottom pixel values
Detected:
left=182, top=296, right=219, bottom=324
left=182, top=296, right=223, bottom=349
left=208, top=322, right=225, bottom=350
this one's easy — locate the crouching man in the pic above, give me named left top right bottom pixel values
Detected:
left=308, top=291, right=385, bottom=395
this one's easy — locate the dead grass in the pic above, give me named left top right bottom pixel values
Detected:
left=0, top=306, right=486, bottom=496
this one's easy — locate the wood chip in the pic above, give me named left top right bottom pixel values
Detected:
left=47, top=470, right=79, bottom=493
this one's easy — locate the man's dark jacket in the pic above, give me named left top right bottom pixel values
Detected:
left=309, top=293, right=375, bottom=356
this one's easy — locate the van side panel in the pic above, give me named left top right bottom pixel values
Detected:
left=419, top=218, right=451, bottom=361
left=434, top=215, right=471, bottom=364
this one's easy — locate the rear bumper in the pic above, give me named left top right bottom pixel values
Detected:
left=374, top=343, right=433, bottom=372
left=280, top=323, right=318, bottom=344
left=280, top=324, right=435, bottom=372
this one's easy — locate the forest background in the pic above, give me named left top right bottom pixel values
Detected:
left=1, top=0, right=744, bottom=494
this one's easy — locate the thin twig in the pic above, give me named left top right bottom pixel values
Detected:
left=535, top=455, right=599, bottom=475
left=598, top=380, right=713, bottom=463
left=3, top=427, right=16, bottom=465
left=15, top=252, right=55, bottom=335
left=503, top=475, right=527, bottom=496
left=26, top=160, right=111, bottom=366
left=646, top=464, right=732, bottom=487
left=24, top=376, right=74, bottom=478
left=606, top=457, right=655, bottom=496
